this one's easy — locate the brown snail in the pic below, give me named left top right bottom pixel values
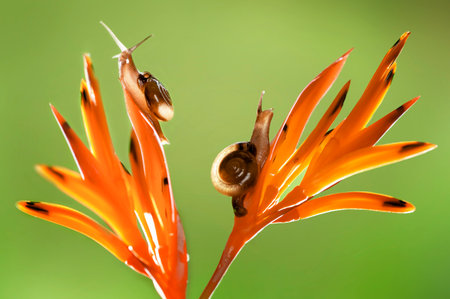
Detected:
left=211, top=93, right=273, bottom=200
left=101, top=22, right=173, bottom=143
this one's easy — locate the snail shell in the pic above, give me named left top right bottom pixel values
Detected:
left=211, top=142, right=259, bottom=197
left=137, top=72, right=174, bottom=121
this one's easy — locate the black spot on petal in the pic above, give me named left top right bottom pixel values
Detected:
left=325, top=129, right=334, bottom=137
left=62, top=121, right=71, bottom=131
left=129, top=138, right=138, bottom=161
left=386, top=69, right=395, bottom=84
left=332, top=90, right=347, bottom=114
left=392, top=38, right=400, bottom=48
left=25, top=202, right=49, bottom=214
left=81, top=88, right=89, bottom=105
left=395, top=104, right=406, bottom=115
left=383, top=200, right=407, bottom=208
left=400, top=142, right=426, bottom=153
left=283, top=124, right=288, bottom=132
left=47, top=166, right=64, bottom=180
left=163, top=177, right=169, bottom=185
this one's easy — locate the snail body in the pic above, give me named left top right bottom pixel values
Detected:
left=101, top=22, right=173, bottom=143
left=211, top=95, right=273, bottom=200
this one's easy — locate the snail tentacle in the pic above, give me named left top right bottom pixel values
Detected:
left=250, top=94, right=273, bottom=168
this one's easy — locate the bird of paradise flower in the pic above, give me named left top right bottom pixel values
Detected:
left=16, top=51, right=187, bottom=298
left=201, top=32, right=436, bottom=298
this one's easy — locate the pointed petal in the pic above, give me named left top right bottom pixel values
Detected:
left=129, top=131, right=162, bottom=257
left=337, top=32, right=409, bottom=136
left=348, top=97, right=419, bottom=149
left=301, top=141, right=437, bottom=196
left=81, top=55, right=121, bottom=173
left=50, top=105, right=102, bottom=181
left=50, top=106, right=136, bottom=224
left=273, top=81, right=351, bottom=194
left=16, top=201, right=149, bottom=275
left=268, top=49, right=352, bottom=170
left=274, top=192, right=415, bottom=223
left=35, top=165, right=133, bottom=236
left=126, top=93, right=185, bottom=274
left=49, top=99, right=150, bottom=266
left=127, top=99, right=174, bottom=233
left=321, top=97, right=419, bottom=165
left=316, top=61, right=398, bottom=171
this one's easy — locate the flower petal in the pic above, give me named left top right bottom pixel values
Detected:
left=16, top=201, right=150, bottom=275
left=50, top=104, right=102, bottom=181
left=337, top=32, right=409, bottom=136
left=273, top=192, right=415, bottom=223
left=301, top=141, right=437, bottom=196
left=35, top=165, right=132, bottom=237
left=49, top=106, right=142, bottom=240
left=80, top=55, right=120, bottom=173
left=129, top=131, right=163, bottom=259
left=273, top=81, right=351, bottom=195
left=342, top=97, right=419, bottom=153
left=127, top=97, right=174, bottom=239
left=313, top=62, right=399, bottom=170
left=268, top=49, right=352, bottom=171
left=125, top=90, right=187, bottom=278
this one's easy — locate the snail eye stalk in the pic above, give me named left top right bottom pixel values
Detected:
left=202, top=32, right=436, bottom=298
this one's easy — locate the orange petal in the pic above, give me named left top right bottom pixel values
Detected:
left=35, top=165, right=134, bottom=236
left=337, top=32, right=409, bottom=136
left=126, top=93, right=184, bottom=274
left=80, top=58, right=120, bottom=173
left=268, top=49, right=352, bottom=171
left=50, top=104, right=102, bottom=181
left=273, top=81, right=351, bottom=195
left=49, top=105, right=137, bottom=224
left=16, top=201, right=150, bottom=275
left=315, top=62, right=399, bottom=170
left=301, top=141, right=437, bottom=196
left=343, top=97, right=419, bottom=152
left=129, top=131, right=162, bottom=258
left=274, top=192, right=415, bottom=223
left=127, top=99, right=174, bottom=234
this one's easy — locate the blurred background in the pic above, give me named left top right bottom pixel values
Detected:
left=1, top=0, right=449, bottom=298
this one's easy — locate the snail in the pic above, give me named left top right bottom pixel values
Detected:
left=211, top=93, right=273, bottom=215
left=101, top=22, right=173, bottom=143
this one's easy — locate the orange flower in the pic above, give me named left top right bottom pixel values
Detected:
left=17, top=54, right=187, bottom=299
left=201, top=32, right=436, bottom=298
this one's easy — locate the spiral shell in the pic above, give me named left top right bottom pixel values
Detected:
left=211, top=142, right=259, bottom=197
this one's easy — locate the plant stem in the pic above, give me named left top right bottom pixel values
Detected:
left=200, top=226, right=247, bottom=299
left=200, top=205, right=299, bottom=298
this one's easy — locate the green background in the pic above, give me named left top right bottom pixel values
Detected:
left=1, top=0, right=449, bottom=298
